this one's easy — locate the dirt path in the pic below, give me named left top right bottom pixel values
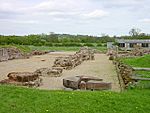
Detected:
left=0, top=52, right=120, bottom=92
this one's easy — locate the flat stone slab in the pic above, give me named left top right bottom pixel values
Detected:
left=63, top=75, right=111, bottom=90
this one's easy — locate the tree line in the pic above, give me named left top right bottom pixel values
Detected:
left=0, top=28, right=149, bottom=47
left=0, top=33, right=114, bottom=46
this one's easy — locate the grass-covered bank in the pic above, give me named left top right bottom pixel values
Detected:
left=0, top=85, right=150, bottom=113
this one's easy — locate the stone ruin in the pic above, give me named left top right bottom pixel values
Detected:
left=115, top=61, right=135, bottom=89
left=0, top=47, right=29, bottom=62
left=129, top=45, right=144, bottom=56
left=0, top=72, right=42, bottom=87
left=31, top=50, right=49, bottom=55
left=53, top=47, right=95, bottom=70
left=0, top=47, right=95, bottom=87
left=63, top=75, right=111, bottom=90
left=107, top=45, right=150, bottom=59
left=34, top=47, right=95, bottom=78
left=0, top=47, right=50, bottom=62
left=0, top=67, right=63, bottom=87
left=34, top=67, right=63, bottom=77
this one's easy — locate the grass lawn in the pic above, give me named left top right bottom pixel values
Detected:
left=0, top=85, right=150, bottom=113
left=28, top=46, right=81, bottom=51
left=0, top=45, right=107, bottom=53
left=121, top=55, right=150, bottom=89
left=28, top=46, right=107, bottom=52
left=121, top=54, right=150, bottom=78
left=122, top=54, right=150, bottom=68
left=135, top=71, right=150, bottom=78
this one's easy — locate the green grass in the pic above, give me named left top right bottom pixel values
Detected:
left=0, top=85, right=150, bottom=113
left=121, top=55, right=150, bottom=78
left=121, top=55, right=150, bottom=89
left=28, top=46, right=107, bottom=52
left=0, top=45, right=107, bottom=53
left=135, top=71, right=150, bottom=78
left=122, top=54, right=150, bottom=68
left=95, top=47, right=107, bottom=52
left=28, top=46, right=81, bottom=51
left=0, top=45, right=32, bottom=53
left=132, top=71, right=150, bottom=89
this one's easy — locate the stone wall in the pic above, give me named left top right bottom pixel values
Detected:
left=0, top=47, right=25, bottom=62
left=114, top=60, right=135, bottom=90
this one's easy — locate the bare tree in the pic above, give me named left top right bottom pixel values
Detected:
left=129, top=28, right=141, bottom=36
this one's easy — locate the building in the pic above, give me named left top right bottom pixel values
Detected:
left=117, top=39, right=150, bottom=50
left=107, top=39, right=150, bottom=50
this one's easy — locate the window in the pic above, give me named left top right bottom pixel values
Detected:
left=118, top=43, right=125, bottom=47
left=142, top=43, right=149, bottom=47
left=130, top=43, right=137, bottom=48
left=129, top=43, right=137, bottom=48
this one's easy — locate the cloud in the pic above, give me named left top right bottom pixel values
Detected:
left=0, top=0, right=109, bottom=22
left=26, top=1, right=109, bottom=21
left=82, top=10, right=108, bottom=19
left=0, top=0, right=150, bottom=35
left=139, top=18, right=150, bottom=23
left=33, top=0, right=84, bottom=13
left=102, top=0, right=147, bottom=8
left=0, top=19, right=39, bottom=24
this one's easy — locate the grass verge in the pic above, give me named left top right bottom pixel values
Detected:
left=0, top=85, right=150, bottom=113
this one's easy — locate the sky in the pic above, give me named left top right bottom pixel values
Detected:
left=0, top=0, right=150, bottom=36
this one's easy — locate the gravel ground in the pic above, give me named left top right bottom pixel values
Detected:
left=0, top=52, right=120, bottom=92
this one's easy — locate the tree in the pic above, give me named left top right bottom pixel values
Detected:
left=129, top=28, right=141, bottom=37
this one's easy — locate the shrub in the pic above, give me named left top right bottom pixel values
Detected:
left=33, top=42, right=43, bottom=46
left=45, top=42, right=53, bottom=46
left=83, top=43, right=95, bottom=47
left=53, top=43, right=63, bottom=47
left=103, top=43, right=107, bottom=47
left=62, top=43, right=82, bottom=47
left=96, top=43, right=102, bottom=46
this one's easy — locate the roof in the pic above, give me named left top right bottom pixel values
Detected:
left=116, top=39, right=150, bottom=43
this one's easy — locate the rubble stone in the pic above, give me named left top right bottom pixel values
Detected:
left=53, top=47, right=95, bottom=70
left=0, top=47, right=29, bottom=62
left=0, top=72, right=42, bottom=87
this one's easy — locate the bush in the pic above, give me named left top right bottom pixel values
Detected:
left=96, top=43, right=102, bottom=46
left=33, top=42, right=43, bottom=46
left=83, top=43, right=95, bottom=47
left=53, top=43, right=63, bottom=47
left=62, top=43, right=82, bottom=47
left=103, top=43, right=107, bottom=47
left=45, top=42, right=53, bottom=46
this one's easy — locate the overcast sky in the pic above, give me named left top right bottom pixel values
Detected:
left=0, top=0, right=150, bottom=36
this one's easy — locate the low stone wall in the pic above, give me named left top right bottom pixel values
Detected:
left=34, top=67, right=63, bottom=77
left=114, top=60, right=135, bottom=90
left=0, top=47, right=50, bottom=62
left=0, top=47, right=29, bottom=62
left=31, top=50, right=49, bottom=55
left=0, top=72, right=42, bottom=87
left=53, top=47, right=95, bottom=70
